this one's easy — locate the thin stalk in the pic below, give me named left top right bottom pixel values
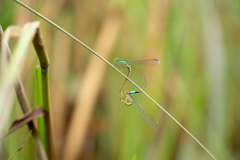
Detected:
left=13, top=1, right=217, bottom=159
left=0, top=25, right=47, bottom=160
left=35, top=67, right=46, bottom=149
left=32, top=28, right=53, bottom=160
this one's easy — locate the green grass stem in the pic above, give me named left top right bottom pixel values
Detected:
left=35, top=67, right=46, bottom=150
left=32, top=27, right=52, bottom=159
left=0, top=24, right=47, bottom=160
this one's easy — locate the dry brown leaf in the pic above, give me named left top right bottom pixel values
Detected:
left=1, top=107, right=44, bottom=139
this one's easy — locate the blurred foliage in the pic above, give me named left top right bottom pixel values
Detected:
left=1, top=0, right=240, bottom=159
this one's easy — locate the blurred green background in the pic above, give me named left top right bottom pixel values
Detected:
left=0, top=0, right=240, bottom=159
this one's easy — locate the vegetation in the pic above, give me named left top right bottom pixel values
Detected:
left=0, top=0, right=239, bottom=159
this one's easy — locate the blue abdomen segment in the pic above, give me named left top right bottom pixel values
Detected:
left=129, top=91, right=141, bottom=94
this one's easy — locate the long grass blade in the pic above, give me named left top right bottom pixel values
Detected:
left=8, top=130, right=32, bottom=160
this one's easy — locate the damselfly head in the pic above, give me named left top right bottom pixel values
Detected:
left=114, top=57, right=119, bottom=62
left=124, top=90, right=129, bottom=94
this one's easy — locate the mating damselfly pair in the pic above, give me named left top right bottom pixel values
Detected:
left=113, top=58, right=160, bottom=131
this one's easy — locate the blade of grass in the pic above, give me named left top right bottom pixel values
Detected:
left=35, top=66, right=46, bottom=150
left=13, top=1, right=217, bottom=159
left=35, top=66, right=43, bottom=107
left=8, top=130, right=32, bottom=160
left=0, top=22, right=39, bottom=114
left=0, top=24, right=48, bottom=160
left=32, top=28, right=53, bottom=160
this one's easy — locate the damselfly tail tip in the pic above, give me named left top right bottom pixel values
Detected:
left=154, top=123, right=159, bottom=131
left=155, top=59, right=161, bottom=65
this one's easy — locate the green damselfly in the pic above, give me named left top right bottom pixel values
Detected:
left=118, top=64, right=159, bottom=131
left=114, top=58, right=160, bottom=90
left=114, top=58, right=161, bottom=68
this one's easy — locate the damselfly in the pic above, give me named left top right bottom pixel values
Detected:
left=114, top=58, right=160, bottom=90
